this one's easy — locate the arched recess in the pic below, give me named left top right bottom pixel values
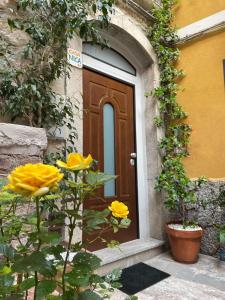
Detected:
left=66, top=11, right=165, bottom=244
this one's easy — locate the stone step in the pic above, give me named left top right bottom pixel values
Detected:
left=94, top=238, right=165, bottom=276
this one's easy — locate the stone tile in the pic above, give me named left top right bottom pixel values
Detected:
left=136, top=277, right=225, bottom=300
left=111, top=289, right=128, bottom=300
left=145, top=252, right=225, bottom=292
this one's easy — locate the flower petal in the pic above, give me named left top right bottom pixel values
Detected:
left=33, top=187, right=49, bottom=197
left=56, top=160, right=68, bottom=169
left=16, top=183, right=37, bottom=192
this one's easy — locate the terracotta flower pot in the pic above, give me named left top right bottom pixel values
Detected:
left=165, top=222, right=203, bottom=264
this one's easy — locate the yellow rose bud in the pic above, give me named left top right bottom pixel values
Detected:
left=108, top=200, right=129, bottom=219
left=57, top=153, right=93, bottom=171
left=4, top=163, right=64, bottom=197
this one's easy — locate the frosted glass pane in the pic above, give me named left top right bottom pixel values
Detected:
left=83, top=43, right=136, bottom=76
left=103, top=104, right=116, bottom=197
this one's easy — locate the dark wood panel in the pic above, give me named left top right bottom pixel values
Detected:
left=83, top=68, right=138, bottom=251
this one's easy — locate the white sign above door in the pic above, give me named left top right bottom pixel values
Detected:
left=67, top=48, right=83, bottom=68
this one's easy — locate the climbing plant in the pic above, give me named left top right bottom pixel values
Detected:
left=148, top=0, right=202, bottom=218
left=0, top=0, right=113, bottom=146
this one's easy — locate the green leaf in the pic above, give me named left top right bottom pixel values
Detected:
left=78, top=290, right=101, bottom=300
left=120, top=218, right=131, bottom=228
left=40, top=194, right=61, bottom=201
left=39, top=231, right=61, bottom=245
left=0, top=265, right=11, bottom=275
left=36, top=280, right=56, bottom=300
left=89, top=274, right=104, bottom=284
left=86, top=172, right=116, bottom=186
left=0, top=191, right=18, bottom=204
left=62, top=291, right=78, bottom=300
left=73, top=252, right=101, bottom=271
left=104, top=269, right=122, bottom=283
left=65, top=271, right=90, bottom=287
left=87, top=217, right=106, bottom=229
left=0, top=244, right=16, bottom=260
left=107, top=240, right=120, bottom=248
left=220, top=227, right=225, bottom=244
left=46, top=296, right=62, bottom=300
left=13, top=251, right=56, bottom=277
left=42, top=245, right=66, bottom=261
left=0, top=273, right=14, bottom=288
left=7, top=18, right=20, bottom=29
left=111, top=281, right=122, bottom=288
left=92, top=3, right=97, bottom=13
left=125, top=296, right=138, bottom=300
left=65, top=210, right=82, bottom=219
left=4, top=294, right=24, bottom=300
left=20, top=277, right=35, bottom=291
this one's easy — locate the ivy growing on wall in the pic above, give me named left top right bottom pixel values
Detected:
left=0, top=0, right=113, bottom=147
left=148, top=0, right=200, bottom=215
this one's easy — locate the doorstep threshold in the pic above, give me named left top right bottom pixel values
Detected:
left=94, top=238, right=164, bottom=266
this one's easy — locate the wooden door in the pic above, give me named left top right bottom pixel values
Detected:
left=83, top=68, right=138, bottom=251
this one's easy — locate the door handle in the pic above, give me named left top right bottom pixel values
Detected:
left=130, top=159, right=135, bottom=166
left=130, top=153, right=137, bottom=158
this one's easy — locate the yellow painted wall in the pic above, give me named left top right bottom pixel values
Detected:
left=174, top=0, right=225, bottom=28
left=177, top=30, right=225, bottom=178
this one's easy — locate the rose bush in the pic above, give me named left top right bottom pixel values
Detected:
left=0, top=153, right=131, bottom=300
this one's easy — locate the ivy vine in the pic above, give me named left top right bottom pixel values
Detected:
left=148, top=0, right=203, bottom=220
left=0, top=0, right=113, bottom=149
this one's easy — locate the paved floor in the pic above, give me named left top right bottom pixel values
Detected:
left=111, top=252, right=225, bottom=300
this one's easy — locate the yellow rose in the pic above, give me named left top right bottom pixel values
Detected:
left=4, top=163, right=64, bottom=197
left=56, top=153, right=93, bottom=171
left=108, top=201, right=129, bottom=219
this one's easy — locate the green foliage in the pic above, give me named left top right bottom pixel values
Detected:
left=220, top=225, right=225, bottom=245
left=0, top=0, right=113, bottom=156
left=149, top=0, right=201, bottom=222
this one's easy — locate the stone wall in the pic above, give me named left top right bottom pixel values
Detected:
left=186, top=180, right=225, bottom=257
left=0, top=123, right=47, bottom=176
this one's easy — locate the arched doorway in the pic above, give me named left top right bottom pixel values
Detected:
left=64, top=16, right=164, bottom=250
left=83, top=43, right=139, bottom=250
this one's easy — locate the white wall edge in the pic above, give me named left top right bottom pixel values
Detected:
left=178, top=10, right=225, bottom=41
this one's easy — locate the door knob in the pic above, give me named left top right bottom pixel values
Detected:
left=130, top=153, right=137, bottom=158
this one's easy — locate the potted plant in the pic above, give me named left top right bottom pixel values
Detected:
left=156, top=167, right=205, bottom=263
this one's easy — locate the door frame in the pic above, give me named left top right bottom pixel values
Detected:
left=83, top=53, right=149, bottom=241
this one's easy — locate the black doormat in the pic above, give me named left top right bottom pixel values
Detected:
left=119, top=262, right=170, bottom=295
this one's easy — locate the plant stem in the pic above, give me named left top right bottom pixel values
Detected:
left=62, top=172, right=78, bottom=295
left=62, top=222, right=75, bottom=294
left=34, top=197, right=41, bottom=300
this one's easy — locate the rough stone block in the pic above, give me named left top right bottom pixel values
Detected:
left=0, top=123, right=47, bottom=175
left=186, top=179, right=225, bottom=257
left=0, top=123, right=47, bottom=156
